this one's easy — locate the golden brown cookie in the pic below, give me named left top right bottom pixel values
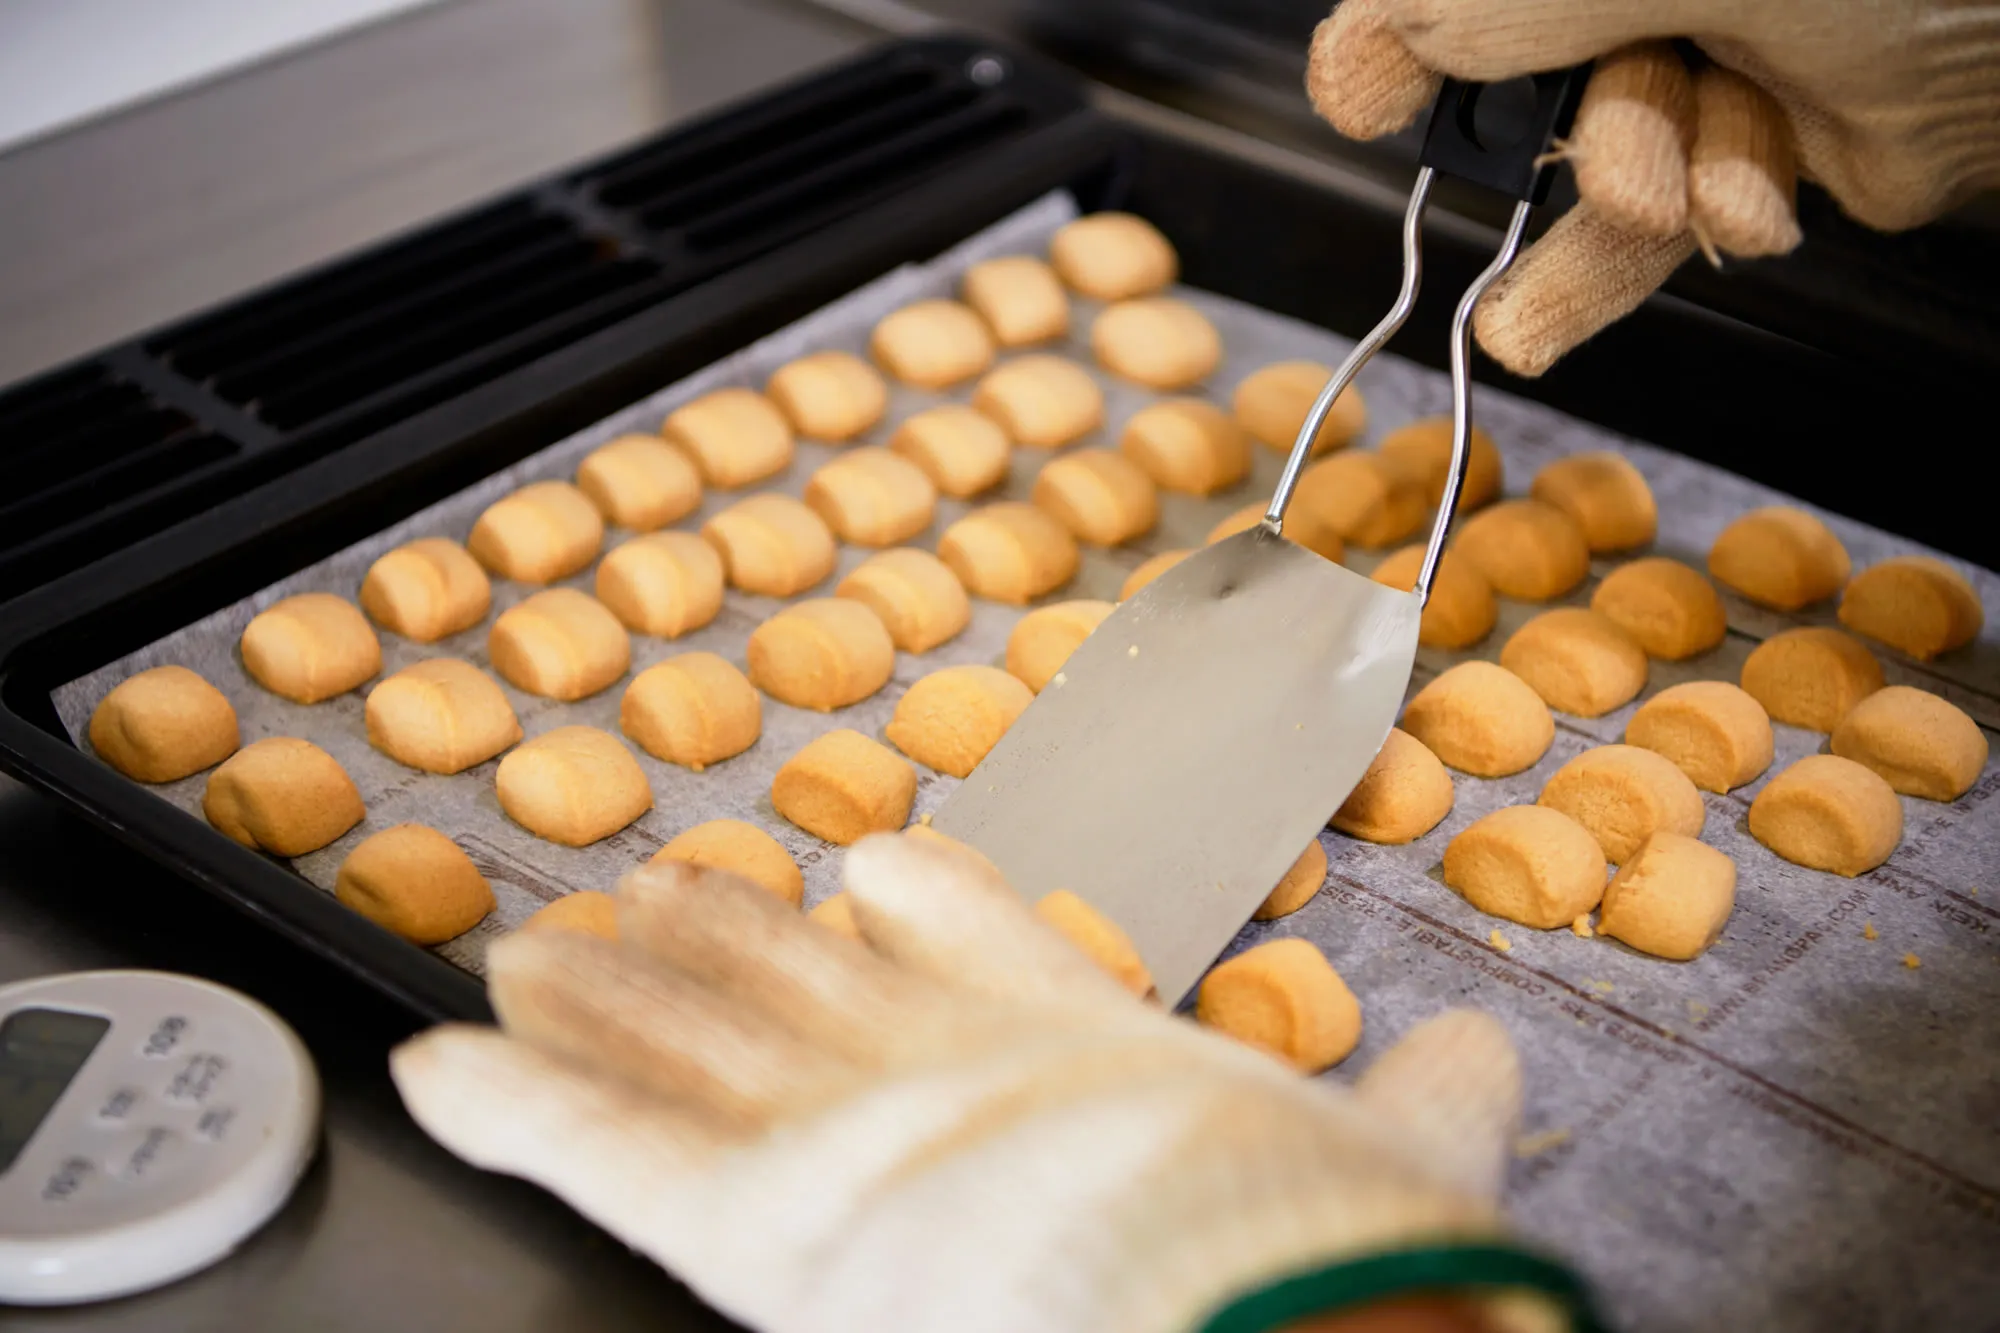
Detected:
left=885, top=664, right=1033, bottom=778
left=1232, top=361, right=1366, bottom=456
left=1829, top=685, right=1988, bottom=801
left=495, top=726, right=653, bottom=847
left=1253, top=840, right=1329, bottom=921
left=1401, top=661, right=1554, bottom=778
left=240, top=593, right=382, bottom=704
left=1035, top=890, right=1153, bottom=997
left=962, top=254, right=1070, bottom=346
left=1452, top=499, right=1590, bottom=602
left=89, top=666, right=240, bottom=783
left=1120, top=549, right=1192, bottom=601
left=594, top=531, right=726, bottom=639
left=1118, top=398, right=1251, bottom=496
left=1537, top=744, right=1705, bottom=864
left=1207, top=501, right=1345, bottom=566
left=365, top=658, right=521, bottom=774
left=1005, top=599, right=1114, bottom=692
left=1589, top=557, right=1726, bottom=660
left=334, top=824, right=493, bottom=945
left=1838, top=555, right=1984, bottom=660
left=359, top=538, right=492, bottom=643
left=765, top=350, right=888, bottom=442
left=466, top=480, right=605, bottom=584
left=1292, top=451, right=1427, bottom=549
left=1597, top=832, right=1735, bottom=960
left=1329, top=727, right=1454, bottom=844
left=1500, top=608, right=1649, bottom=718
left=971, top=355, right=1104, bottom=448
left=1622, top=681, right=1773, bottom=793
left=1707, top=506, right=1850, bottom=611
left=662, top=387, right=794, bottom=489
left=1374, top=417, right=1502, bottom=512
left=1444, top=805, right=1608, bottom=929
left=620, top=652, right=761, bottom=770
left=803, top=446, right=938, bottom=547
left=1530, top=451, right=1657, bottom=552
left=1369, top=545, right=1497, bottom=650
left=1049, top=212, right=1177, bottom=300
left=1032, top=449, right=1160, bottom=546
left=574, top=434, right=703, bottom=531
left=938, top=501, right=1080, bottom=604
left=651, top=818, right=802, bottom=905
left=1739, top=626, right=1883, bottom=732
left=701, top=493, right=838, bottom=597
left=772, top=729, right=917, bottom=845
left=488, top=588, right=631, bottom=701
left=835, top=548, right=969, bottom=653
left=1091, top=298, right=1222, bottom=390
left=808, top=892, right=861, bottom=939
left=521, top=891, right=618, bottom=939
left=746, top=599, right=895, bottom=711
left=1748, top=754, right=1903, bottom=876
left=870, top=299, right=995, bottom=389
left=1196, top=938, right=1361, bottom=1072
left=203, top=738, right=364, bottom=856
left=887, top=405, right=1010, bottom=499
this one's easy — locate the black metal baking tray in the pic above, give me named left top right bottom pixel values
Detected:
left=0, top=32, right=1980, bottom=1023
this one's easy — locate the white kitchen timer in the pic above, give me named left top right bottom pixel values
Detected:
left=0, top=970, right=320, bottom=1305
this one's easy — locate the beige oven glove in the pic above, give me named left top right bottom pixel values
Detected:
left=1308, top=0, right=2000, bottom=375
left=390, top=835, right=1570, bottom=1333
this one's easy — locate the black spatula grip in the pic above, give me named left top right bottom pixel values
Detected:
left=1419, top=66, right=1591, bottom=204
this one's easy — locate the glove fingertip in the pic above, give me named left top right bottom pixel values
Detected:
left=1307, top=6, right=1440, bottom=140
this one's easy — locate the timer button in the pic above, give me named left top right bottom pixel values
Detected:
left=139, top=1015, right=190, bottom=1059
left=113, top=1127, right=181, bottom=1183
left=95, top=1086, right=143, bottom=1125
left=163, top=1053, right=226, bottom=1104
left=40, top=1155, right=96, bottom=1202
left=195, top=1106, right=236, bottom=1142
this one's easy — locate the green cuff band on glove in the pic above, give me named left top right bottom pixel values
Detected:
left=1195, top=1243, right=1610, bottom=1333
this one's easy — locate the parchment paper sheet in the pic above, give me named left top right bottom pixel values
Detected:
left=55, top=193, right=2000, bottom=1332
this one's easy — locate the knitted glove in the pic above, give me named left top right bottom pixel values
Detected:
left=1308, top=0, right=2000, bottom=375
left=391, top=835, right=1589, bottom=1333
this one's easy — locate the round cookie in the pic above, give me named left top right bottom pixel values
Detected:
left=1329, top=727, right=1453, bottom=844
left=1597, top=833, right=1736, bottom=960
left=1006, top=599, right=1114, bottom=693
left=1500, top=608, right=1649, bottom=718
left=1400, top=661, right=1554, bottom=778
left=1253, top=840, right=1329, bottom=921
left=488, top=588, right=631, bottom=701
left=972, top=355, right=1104, bottom=448
left=1232, top=361, right=1365, bottom=456
left=1374, top=417, right=1503, bottom=512
left=595, top=531, right=726, bottom=639
left=1091, top=298, right=1221, bottom=390
left=359, top=538, right=492, bottom=643
left=574, top=434, right=702, bottom=531
left=1707, top=506, right=1850, bottom=611
left=836, top=548, right=970, bottom=653
left=495, top=726, right=653, bottom=847
left=521, top=891, right=618, bottom=939
left=1838, top=555, right=1984, bottom=660
left=1369, top=545, right=1497, bottom=650
left=1739, top=626, right=1883, bottom=732
left=335, top=824, right=493, bottom=945
left=1208, top=501, right=1345, bottom=566
left=1530, top=451, right=1657, bottom=552
left=203, top=737, right=364, bottom=856
left=765, top=350, right=888, bottom=442
left=1120, top=549, right=1191, bottom=601
left=621, top=652, right=761, bottom=770
left=869, top=299, right=995, bottom=389
left=1589, top=557, right=1726, bottom=660
left=1452, top=499, right=1590, bottom=602
left=746, top=599, right=895, bottom=711
left=89, top=666, right=240, bottom=783
left=651, top=818, right=802, bottom=905
left=803, top=446, right=938, bottom=548
left=888, top=405, right=1010, bottom=499
left=1196, top=938, right=1361, bottom=1073
left=808, top=892, right=861, bottom=939
left=662, top=387, right=794, bottom=489
left=1048, top=212, right=1177, bottom=300
left=962, top=255, right=1069, bottom=346
left=1829, top=685, right=1988, bottom=801
left=771, top=729, right=917, bottom=845
left=1623, top=681, right=1773, bottom=793
left=937, top=502, right=1080, bottom=604
left=701, top=493, right=838, bottom=597
left=1032, top=449, right=1159, bottom=546
left=240, top=593, right=382, bottom=704
left=466, top=480, right=604, bottom=584
left=1293, top=451, right=1427, bottom=549
left=365, top=658, right=521, bottom=774
left=884, top=664, right=1032, bottom=778
left=1118, top=398, right=1251, bottom=496
left=1035, top=890, right=1153, bottom=997
left=1537, top=744, right=1705, bottom=864
left=1748, top=754, right=1903, bottom=877
left=1444, top=805, right=1608, bottom=929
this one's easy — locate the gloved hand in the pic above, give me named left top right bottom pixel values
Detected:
left=390, top=835, right=1595, bottom=1333
left=1308, top=0, right=2000, bottom=375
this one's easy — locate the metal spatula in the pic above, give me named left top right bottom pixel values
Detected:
left=934, top=70, right=1591, bottom=1005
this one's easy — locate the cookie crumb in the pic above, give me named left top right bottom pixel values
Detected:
left=1514, top=1127, right=1571, bottom=1158
left=1127, top=644, right=1139, bottom=658
left=1687, top=1000, right=1710, bottom=1021
left=1488, top=928, right=1511, bottom=953
left=1862, top=922, right=1878, bottom=940
left=1571, top=915, right=1595, bottom=938
left=1903, top=953, right=1921, bottom=970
